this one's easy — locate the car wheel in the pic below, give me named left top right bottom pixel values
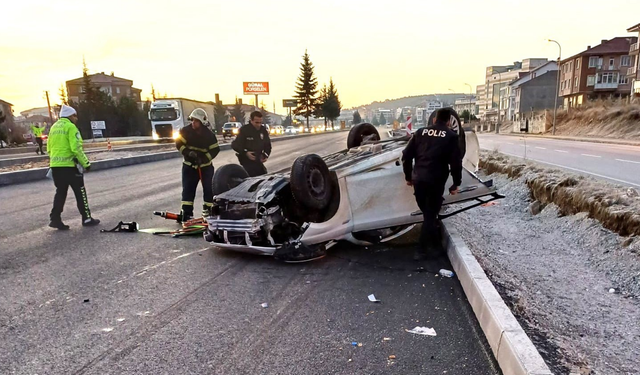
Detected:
left=290, top=154, right=332, bottom=210
left=213, top=164, right=249, bottom=195
left=427, top=108, right=466, bottom=158
left=347, top=123, right=380, bottom=149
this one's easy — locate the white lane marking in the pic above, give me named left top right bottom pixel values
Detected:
left=535, top=147, right=546, bottom=150
left=554, top=149, right=568, bottom=153
left=581, top=154, right=601, bottom=158
left=616, top=159, right=640, bottom=164
left=498, top=151, right=640, bottom=188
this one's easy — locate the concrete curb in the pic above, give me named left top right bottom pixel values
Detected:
left=0, top=131, right=346, bottom=187
left=442, top=222, right=553, bottom=375
left=489, top=132, right=640, bottom=147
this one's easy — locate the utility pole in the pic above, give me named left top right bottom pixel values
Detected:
left=548, top=39, right=562, bottom=136
left=44, top=91, right=54, bottom=124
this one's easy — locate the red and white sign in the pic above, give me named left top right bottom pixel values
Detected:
left=243, top=82, right=269, bottom=95
left=406, top=116, right=413, bottom=132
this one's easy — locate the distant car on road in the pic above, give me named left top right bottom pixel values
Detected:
left=222, top=122, right=242, bottom=140
left=285, top=126, right=298, bottom=135
left=270, top=125, right=284, bottom=135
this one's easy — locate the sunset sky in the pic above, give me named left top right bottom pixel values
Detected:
left=1, top=0, right=639, bottom=114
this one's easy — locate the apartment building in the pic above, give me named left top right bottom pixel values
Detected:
left=67, top=72, right=142, bottom=104
left=627, top=23, right=640, bottom=95
left=559, top=37, right=637, bottom=108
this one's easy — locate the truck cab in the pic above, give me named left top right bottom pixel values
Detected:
left=149, top=100, right=183, bottom=140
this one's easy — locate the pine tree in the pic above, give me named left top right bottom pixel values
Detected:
left=316, top=84, right=328, bottom=126
left=293, top=50, right=318, bottom=129
left=372, top=115, right=379, bottom=126
left=214, top=102, right=228, bottom=134
left=324, top=78, right=342, bottom=125
left=59, top=84, right=68, bottom=105
left=230, top=101, right=245, bottom=124
left=260, top=107, right=271, bottom=125
left=379, top=113, right=386, bottom=125
left=352, top=110, right=362, bottom=125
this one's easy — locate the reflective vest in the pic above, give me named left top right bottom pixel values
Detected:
left=31, top=125, right=45, bottom=137
left=47, top=118, right=90, bottom=168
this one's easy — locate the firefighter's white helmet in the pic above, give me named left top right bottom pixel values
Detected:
left=188, top=108, right=208, bottom=125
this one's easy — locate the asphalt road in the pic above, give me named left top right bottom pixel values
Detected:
left=478, top=134, right=640, bottom=188
left=0, top=131, right=499, bottom=375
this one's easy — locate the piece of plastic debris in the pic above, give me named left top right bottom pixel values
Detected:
left=351, top=342, right=358, bottom=346
left=348, top=359, right=353, bottom=362
left=358, top=343, right=362, bottom=347
left=481, top=201, right=498, bottom=207
left=368, top=294, right=381, bottom=303
left=439, top=269, right=455, bottom=278
left=405, top=326, right=437, bottom=336
left=389, top=355, right=396, bottom=360
left=83, top=299, right=90, bottom=303
left=102, top=327, right=114, bottom=332
left=261, top=303, right=269, bottom=308
left=117, top=318, right=125, bottom=322
left=609, top=288, right=616, bottom=294
left=383, top=337, right=392, bottom=341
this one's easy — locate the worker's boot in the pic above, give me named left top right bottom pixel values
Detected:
left=49, top=219, right=70, bottom=230
left=180, top=209, right=193, bottom=223
left=82, top=218, right=101, bottom=227
left=202, top=203, right=213, bottom=218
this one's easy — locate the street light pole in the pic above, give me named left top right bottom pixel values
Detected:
left=464, top=83, right=473, bottom=124
left=548, top=39, right=562, bottom=136
left=492, top=70, right=502, bottom=134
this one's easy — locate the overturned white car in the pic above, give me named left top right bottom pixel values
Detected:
left=205, top=112, right=501, bottom=262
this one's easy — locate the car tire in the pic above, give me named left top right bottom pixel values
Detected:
left=212, top=164, right=249, bottom=195
left=427, top=108, right=466, bottom=158
left=290, top=154, right=332, bottom=210
left=347, top=123, right=380, bottom=149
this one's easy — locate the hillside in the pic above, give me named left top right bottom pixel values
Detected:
left=552, top=101, right=640, bottom=139
left=348, top=93, right=468, bottom=111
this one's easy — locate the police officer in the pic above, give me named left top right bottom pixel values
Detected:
left=231, top=111, right=271, bottom=177
left=402, top=108, right=462, bottom=260
left=176, top=108, right=220, bottom=221
left=47, top=105, right=100, bottom=230
left=31, top=123, right=46, bottom=154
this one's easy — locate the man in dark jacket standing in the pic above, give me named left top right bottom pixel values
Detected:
left=402, top=108, right=463, bottom=260
left=176, top=108, right=220, bottom=221
left=231, top=111, right=271, bottom=177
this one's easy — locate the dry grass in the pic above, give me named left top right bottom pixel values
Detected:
left=480, top=151, right=640, bottom=237
left=551, top=101, right=640, bottom=139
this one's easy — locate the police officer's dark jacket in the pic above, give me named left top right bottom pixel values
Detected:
left=402, top=121, right=462, bottom=186
left=176, top=124, right=220, bottom=168
left=231, top=124, right=272, bottom=163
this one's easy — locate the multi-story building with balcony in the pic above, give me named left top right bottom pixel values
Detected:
left=627, top=23, right=640, bottom=95
left=559, top=37, right=637, bottom=107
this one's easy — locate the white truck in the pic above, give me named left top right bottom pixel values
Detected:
left=149, top=98, right=215, bottom=140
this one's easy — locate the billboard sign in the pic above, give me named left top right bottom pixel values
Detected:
left=282, top=99, right=297, bottom=108
left=91, top=121, right=106, bottom=130
left=243, top=82, right=269, bottom=95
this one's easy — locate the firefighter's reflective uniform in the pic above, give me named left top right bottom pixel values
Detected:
left=175, top=111, right=220, bottom=220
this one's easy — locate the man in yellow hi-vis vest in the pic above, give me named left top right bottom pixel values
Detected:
left=30, top=123, right=46, bottom=155
left=47, top=105, right=100, bottom=230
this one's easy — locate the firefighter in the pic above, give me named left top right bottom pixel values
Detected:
left=31, top=123, right=46, bottom=155
left=231, top=111, right=271, bottom=177
left=402, top=108, right=462, bottom=260
left=47, top=105, right=100, bottom=230
left=176, top=108, right=220, bottom=221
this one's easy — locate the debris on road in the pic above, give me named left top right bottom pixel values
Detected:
left=438, top=269, right=455, bottom=278
left=405, top=326, right=437, bottom=336
left=388, top=355, right=396, bottom=360
left=101, top=327, right=114, bottom=332
left=368, top=294, right=381, bottom=302
left=261, top=303, right=269, bottom=308
left=383, top=337, right=392, bottom=341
